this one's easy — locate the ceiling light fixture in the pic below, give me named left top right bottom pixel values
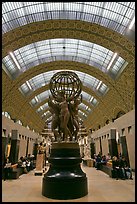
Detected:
left=96, top=81, right=102, bottom=90
left=107, top=52, right=117, bottom=70
left=89, top=96, right=94, bottom=102
left=86, top=106, right=88, bottom=110
left=40, top=106, right=43, bottom=110
left=41, top=83, right=45, bottom=87
left=129, top=16, right=135, bottom=30
left=9, top=52, right=21, bottom=70
left=26, top=80, right=32, bottom=90
left=35, top=96, right=39, bottom=103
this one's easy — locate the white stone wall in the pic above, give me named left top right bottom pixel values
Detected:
left=2, top=115, right=39, bottom=160
left=19, top=138, right=27, bottom=159
left=101, top=136, right=109, bottom=156
left=91, top=109, right=135, bottom=170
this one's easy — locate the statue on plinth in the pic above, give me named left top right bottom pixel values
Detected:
left=35, top=142, right=46, bottom=176
left=48, top=71, right=82, bottom=142
left=37, top=142, right=45, bottom=154
left=42, top=71, right=88, bottom=199
left=84, top=144, right=91, bottom=160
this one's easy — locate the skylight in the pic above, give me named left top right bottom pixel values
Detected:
left=30, top=89, right=98, bottom=115
left=3, top=38, right=128, bottom=80
left=30, top=90, right=50, bottom=107
left=2, top=2, right=135, bottom=35
left=36, top=103, right=49, bottom=114
left=19, top=69, right=109, bottom=97
left=79, top=103, right=92, bottom=113
left=78, top=110, right=87, bottom=119
left=41, top=111, right=51, bottom=119
left=81, top=91, right=98, bottom=107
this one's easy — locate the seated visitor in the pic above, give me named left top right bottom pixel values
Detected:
left=20, top=157, right=28, bottom=173
left=118, top=152, right=122, bottom=160
left=17, top=156, right=23, bottom=167
left=101, top=155, right=107, bottom=165
left=26, top=159, right=31, bottom=172
left=119, top=156, right=133, bottom=179
left=112, top=156, right=124, bottom=180
left=106, top=153, right=111, bottom=162
left=93, top=154, right=97, bottom=167
left=27, top=154, right=35, bottom=170
left=95, top=154, right=102, bottom=170
left=3, top=157, right=12, bottom=181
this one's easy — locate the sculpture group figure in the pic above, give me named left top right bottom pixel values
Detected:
left=48, top=90, right=82, bottom=142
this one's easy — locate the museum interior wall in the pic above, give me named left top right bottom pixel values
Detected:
left=2, top=115, right=39, bottom=167
left=90, top=109, right=135, bottom=170
left=2, top=109, right=135, bottom=170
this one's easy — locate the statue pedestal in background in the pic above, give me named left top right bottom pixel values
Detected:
left=42, top=142, right=88, bottom=200
left=35, top=153, right=44, bottom=176
left=82, top=144, right=93, bottom=167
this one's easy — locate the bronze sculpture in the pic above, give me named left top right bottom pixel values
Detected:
left=48, top=71, right=82, bottom=142
left=48, top=96, right=61, bottom=141
left=42, top=71, right=88, bottom=199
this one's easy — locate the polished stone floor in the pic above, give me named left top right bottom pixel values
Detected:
left=2, top=164, right=135, bottom=202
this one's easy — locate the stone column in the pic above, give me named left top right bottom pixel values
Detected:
left=120, top=136, right=130, bottom=166
left=99, top=137, right=102, bottom=154
left=9, top=130, right=20, bottom=164
left=108, top=129, right=118, bottom=157
left=90, top=138, right=95, bottom=158
left=2, top=137, right=7, bottom=166
left=33, top=139, right=38, bottom=160
left=25, top=137, right=29, bottom=157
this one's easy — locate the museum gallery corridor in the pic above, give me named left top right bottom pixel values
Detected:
left=2, top=3, right=135, bottom=203
left=2, top=164, right=135, bottom=202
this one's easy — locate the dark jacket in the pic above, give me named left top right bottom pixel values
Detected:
left=112, top=160, right=119, bottom=169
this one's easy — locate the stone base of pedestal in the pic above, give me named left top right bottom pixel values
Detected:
left=42, top=142, right=88, bottom=200
left=35, top=171, right=43, bottom=176
left=42, top=175, right=87, bottom=200
left=35, top=153, right=44, bottom=176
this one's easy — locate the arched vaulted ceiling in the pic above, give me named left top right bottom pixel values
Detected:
left=2, top=2, right=135, bottom=133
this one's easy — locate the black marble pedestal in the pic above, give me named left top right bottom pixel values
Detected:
left=42, top=142, right=88, bottom=200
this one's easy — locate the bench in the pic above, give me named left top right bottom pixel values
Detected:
left=10, top=164, right=24, bottom=179
left=82, top=159, right=94, bottom=167
left=99, top=160, right=115, bottom=178
left=100, top=163, right=123, bottom=178
left=100, top=165, right=113, bottom=177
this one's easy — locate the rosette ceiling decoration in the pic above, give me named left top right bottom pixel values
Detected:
left=2, top=2, right=135, bottom=133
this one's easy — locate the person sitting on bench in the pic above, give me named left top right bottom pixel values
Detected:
left=119, top=156, right=133, bottom=179
left=112, top=156, right=124, bottom=180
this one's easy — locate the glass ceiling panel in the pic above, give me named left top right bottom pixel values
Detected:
left=78, top=110, right=87, bottom=119
left=30, top=89, right=97, bottom=112
left=79, top=103, right=91, bottom=113
left=2, top=2, right=135, bottom=35
left=111, top=56, right=126, bottom=74
left=2, top=38, right=128, bottom=81
left=19, top=69, right=109, bottom=97
left=2, top=55, right=17, bottom=74
left=41, top=111, right=51, bottom=119
left=36, top=103, right=49, bottom=113
left=45, top=115, right=52, bottom=121
left=81, top=91, right=98, bottom=107
left=30, top=90, right=50, bottom=107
